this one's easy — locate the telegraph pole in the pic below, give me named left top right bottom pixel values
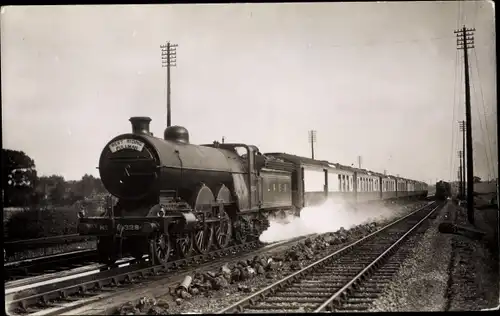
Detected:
left=459, top=120, right=466, bottom=198
left=458, top=150, right=463, bottom=197
left=222, top=136, right=225, bottom=144
left=160, top=42, right=178, bottom=127
left=308, top=130, right=317, bottom=160
left=455, top=25, right=475, bottom=224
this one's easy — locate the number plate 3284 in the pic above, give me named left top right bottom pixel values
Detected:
left=117, top=224, right=141, bottom=231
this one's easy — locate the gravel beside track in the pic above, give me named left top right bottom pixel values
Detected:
left=5, top=241, right=259, bottom=315
left=370, top=200, right=499, bottom=312
left=446, top=203, right=499, bottom=311
left=6, top=235, right=320, bottom=316
left=369, top=200, right=452, bottom=311
left=53, top=236, right=315, bottom=316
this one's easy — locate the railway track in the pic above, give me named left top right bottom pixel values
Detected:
left=217, top=201, right=442, bottom=313
left=6, top=234, right=316, bottom=316
left=5, top=234, right=96, bottom=256
left=5, top=249, right=99, bottom=283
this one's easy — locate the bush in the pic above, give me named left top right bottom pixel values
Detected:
left=4, top=196, right=109, bottom=241
left=5, top=206, right=79, bottom=241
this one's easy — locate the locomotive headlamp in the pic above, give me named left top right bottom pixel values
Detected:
left=157, top=207, right=166, bottom=217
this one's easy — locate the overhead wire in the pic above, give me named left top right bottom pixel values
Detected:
left=471, top=0, right=496, bottom=180
left=470, top=68, right=492, bottom=179
left=328, top=35, right=456, bottom=49
left=450, top=0, right=463, bottom=182
left=472, top=34, right=496, bottom=179
left=450, top=49, right=460, bottom=182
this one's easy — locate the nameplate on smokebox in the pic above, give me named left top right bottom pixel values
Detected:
left=109, top=139, right=145, bottom=153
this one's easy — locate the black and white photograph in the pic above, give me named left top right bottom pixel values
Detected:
left=2, top=2, right=498, bottom=314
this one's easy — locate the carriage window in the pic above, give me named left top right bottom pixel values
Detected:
left=268, top=183, right=271, bottom=192
left=283, top=183, right=287, bottom=192
left=273, top=183, right=276, bottom=191
left=347, top=176, right=350, bottom=191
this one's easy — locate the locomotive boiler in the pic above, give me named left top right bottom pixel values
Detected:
left=78, top=117, right=294, bottom=264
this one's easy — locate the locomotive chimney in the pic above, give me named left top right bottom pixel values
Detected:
left=129, top=117, right=152, bottom=135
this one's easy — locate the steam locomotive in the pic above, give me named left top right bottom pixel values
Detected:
left=77, top=116, right=428, bottom=265
left=435, top=180, right=452, bottom=200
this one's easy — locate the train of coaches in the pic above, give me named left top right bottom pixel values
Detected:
left=77, top=116, right=429, bottom=265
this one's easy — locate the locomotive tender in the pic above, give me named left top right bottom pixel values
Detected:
left=78, top=116, right=428, bottom=265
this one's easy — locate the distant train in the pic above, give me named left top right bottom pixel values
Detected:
left=77, top=116, right=428, bottom=265
left=435, top=181, right=452, bottom=200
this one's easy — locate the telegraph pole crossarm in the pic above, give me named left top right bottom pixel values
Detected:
left=455, top=25, right=475, bottom=225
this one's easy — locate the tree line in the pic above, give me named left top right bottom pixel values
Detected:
left=2, top=149, right=108, bottom=207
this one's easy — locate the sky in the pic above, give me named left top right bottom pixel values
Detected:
left=1, top=2, right=497, bottom=183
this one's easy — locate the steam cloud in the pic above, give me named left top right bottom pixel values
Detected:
left=259, top=198, right=402, bottom=243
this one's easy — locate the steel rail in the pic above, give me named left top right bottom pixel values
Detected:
left=217, top=201, right=438, bottom=314
left=5, top=249, right=98, bottom=283
left=5, top=235, right=96, bottom=254
left=314, top=203, right=439, bottom=311
left=6, top=240, right=261, bottom=313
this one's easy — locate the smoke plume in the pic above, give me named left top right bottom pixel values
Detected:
left=259, top=198, right=402, bottom=243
